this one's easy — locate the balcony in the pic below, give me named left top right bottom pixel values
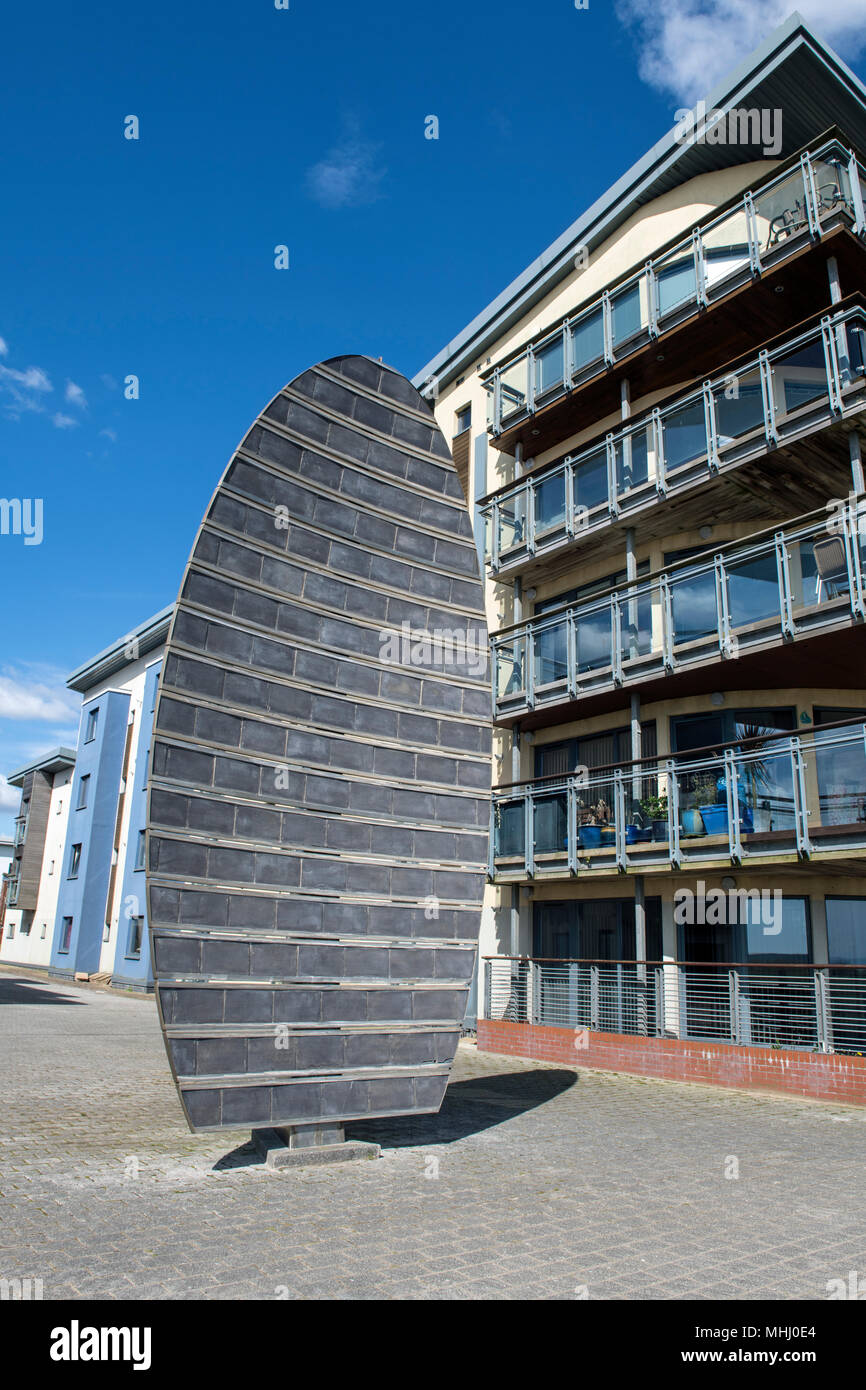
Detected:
left=484, top=957, right=866, bottom=1054
left=482, top=136, right=866, bottom=447
left=482, top=302, right=866, bottom=580
left=492, top=502, right=866, bottom=722
left=490, top=720, right=866, bottom=879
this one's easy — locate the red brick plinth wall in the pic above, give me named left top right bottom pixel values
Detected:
left=477, top=1019, right=866, bottom=1105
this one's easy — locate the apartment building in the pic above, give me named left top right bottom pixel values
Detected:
left=414, top=17, right=866, bottom=1090
left=0, top=607, right=171, bottom=991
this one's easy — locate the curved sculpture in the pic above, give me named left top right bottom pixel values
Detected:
left=146, top=356, right=491, bottom=1132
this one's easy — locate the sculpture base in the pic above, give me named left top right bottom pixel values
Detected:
left=252, top=1122, right=380, bottom=1169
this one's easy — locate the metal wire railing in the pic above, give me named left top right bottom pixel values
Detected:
left=484, top=956, right=866, bottom=1054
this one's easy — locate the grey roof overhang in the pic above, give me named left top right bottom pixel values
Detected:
left=66, top=604, right=174, bottom=693
left=412, top=14, right=866, bottom=397
left=7, top=746, right=77, bottom=788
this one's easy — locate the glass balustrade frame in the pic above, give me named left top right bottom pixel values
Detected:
left=482, top=137, right=866, bottom=438
left=482, top=301, right=866, bottom=575
left=489, top=721, right=866, bottom=877
left=491, top=498, right=866, bottom=717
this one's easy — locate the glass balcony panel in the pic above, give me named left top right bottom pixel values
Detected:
left=713, top=369, right=765, bottom=446
left=701, top=205, right=752, bottom=290
left=670, top=567, right=718, bottom=646
left=534, top=793, right=569, bottom=856
left=614, top=423, right=650, bottom=495
left=534, top=469, right=567, bottom=536
left=495, top=799, right=526, bottom=858
left=495, top=637, right=526, bottom=701
left=482, top=507, right=494, bottom=563
left=814, top=730, right=866, bottom=827
left=725, top=550, right=781, bottom=630
left=570, top=308, right=605, bottom=374
left=773, top=337, right=828, bottom=417
left=836, top=319, right=866, bottom=392
left=485, top=382, right=494, bottom=428
left=677, top=758, right=727, bottom=839
left=753, top=166, right=811, bottom=255
left=573, top=447, right=608, bottom=513
left=811, top=155, right=853, bottom=223
left=735, top=748, right=795, bottom=834
left=533, top=618, right=569, bottom=688
left=535, top=334, right=565, bottom=398
left=499, top=491, right=528, bottom=553
left=500, top=358, right=529, bottom=423
left=655, top=246, right=697, bottom=319
left=574, top=604, right=613, bottom=674
left=630, top=766, right=670, bottom=844
left=660, top=396, right=707, bottom=471
left=617, top=589, right=654, bottom=666
left=610, top=280, right=644, bottom=349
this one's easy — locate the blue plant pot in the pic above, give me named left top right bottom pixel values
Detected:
left=579, top=826, right=602, bottom=847
left=700, top=804, right=729, bottom=834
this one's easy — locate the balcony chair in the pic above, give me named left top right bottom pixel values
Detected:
left=813, top=534, right=849, bottom=601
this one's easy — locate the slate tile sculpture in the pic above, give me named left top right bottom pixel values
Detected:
left=146, top=356, right=491, bottom=1132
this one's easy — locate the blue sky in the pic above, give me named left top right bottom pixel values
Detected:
left=1, top=0, right=864, bottom=831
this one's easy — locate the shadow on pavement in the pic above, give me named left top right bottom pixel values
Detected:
left=349, top=1067, right=578, bottom=1150
left=0, top=975, right=86, bottom=1007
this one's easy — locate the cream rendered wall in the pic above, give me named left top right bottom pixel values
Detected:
left=0, top=767, right=73, bottom=969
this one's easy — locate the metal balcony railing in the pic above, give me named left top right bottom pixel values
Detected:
left=484, top=956, right=866, bottom=1054
left=482, top=137, right=866, bottom=439
left=491, top=720, right=866, bottom=878
left=482, top=301, right=866, bottom=575
left=492, top=501, right=866, bottom=717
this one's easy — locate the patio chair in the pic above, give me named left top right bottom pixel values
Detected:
left=813, top=533, right=849, bottom=601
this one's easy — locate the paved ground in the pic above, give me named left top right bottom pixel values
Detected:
left=2, top=969, right=865, bottom=1300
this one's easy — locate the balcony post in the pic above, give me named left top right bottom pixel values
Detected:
left=526, top=345, right=536, bottom=417
left=714, top=554, right=733, bottom=657
left=744, top=191, right=761, bottom=273
left=652, top=408, right=667, bottom=496
left=611, top=593, right=623, bottom=686
left=526, top=480, right=537, bottom=557
left=605, top=433, right=620, bottom=517
left=567, top=777, right=579, bottom=877
left=847, top=149, right=866, bottom=235
left=729, top=969, right=741, bottom=1045
left=814, top=969, right=831, bottom=1053
left=842, top=498, right=866, bottom=621
left=758, top=349, right=778, bottom=443
left=491, top=498, right=501, bottom=573
left=614, top=770, right=627, bottom=871
left=566, top=609, right=578, bottom=699
left=850, top=431, right=865, bottom=495
left=565, top=457, right=575, bottom=537
left=666, top=758, right=682, bottom=868
left=492, top=369, right=502, bottom=438
left=801, top=153, right=821, bottom=238
left=790, top=737, right=812, bottom=858
left=602, top=290, right=614, bottom=366
left=590, top=963, right=600, bottom=1031
left=724, top=748, right=742, bottom=865
left=645, top=260, right=659, bottom=337
left=820, top=315, right=844, bottom=413
left=693, top=229, right=708, bottom=307
left=660, top=573, right=674, bottom=672
left=524, top=789, right=535, bottom=879
left=528, top=958, right=540, bottom=1025
left=702, top=380, right=719, bottom=472
left=483, top=958, right=492, bottom=1021
left=774, top=530, right=795, bottom=638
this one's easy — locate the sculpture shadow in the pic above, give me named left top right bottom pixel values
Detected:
left=348, top=1066, right=578, bottom=1150
left=0, top=975, right=86, bottom=1007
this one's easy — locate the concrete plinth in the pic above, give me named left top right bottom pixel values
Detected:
left=252, top=1124, right=380, bottom=1169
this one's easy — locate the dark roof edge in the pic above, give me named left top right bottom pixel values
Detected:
left=7, top=746, right=77, bottom=788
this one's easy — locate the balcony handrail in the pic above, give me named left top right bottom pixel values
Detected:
left=484, top=955, right=866, bottom=972
left=481, top=296, right=866, bottom=514
left=491, top=500, right=861, bottom=640
left=481, top=131, right=866, bottom=437
left=493, top=717, right=866, bottom=799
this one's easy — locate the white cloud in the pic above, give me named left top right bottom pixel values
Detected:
left=0, top=336, right=8, bottom=357
left=0, top=362, right=53, bottom=418
left=99, top=427, right=117, bottom=442
left=0, top=778, right=19, bottom=812
left=65, top=379, right=87, bottom=410
left=52, top=412, right=79, bottom=430
left=617, top=1, right=866, bottom=104
left=305, top=117, right=386, bottom=209
left=0, top=671, right=79, bottom=724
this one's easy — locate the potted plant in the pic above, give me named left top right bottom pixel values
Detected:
left=639, top=791, right=669, bottom=841
left=697, top=768, right=728, bottom=835
left=682, top=772, right=716, bottom=835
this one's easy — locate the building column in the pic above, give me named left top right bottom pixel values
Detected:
left=661, top=891, right=680, bottom=1037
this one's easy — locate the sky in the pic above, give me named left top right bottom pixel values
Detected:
left=1, top=0, right=865, bottom=833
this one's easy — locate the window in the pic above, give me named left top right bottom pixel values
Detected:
left=76, top=775, right=90, bottom=810
left=126, top=916, right=144, bottom=959
left=827, top=897, right=866, bottom=965
left=85, top=707, right=99, bottom=743
left=135, top=830, right=146, bottom=871
left=455, top=404, right=471, bottom=435
left=40, top=922, right=47, bottom=939
left=48, top=860, right=54, bottom=876
left=60, top=917, right=73, bottom=952
left=68, top=843, right=82, bottom=878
